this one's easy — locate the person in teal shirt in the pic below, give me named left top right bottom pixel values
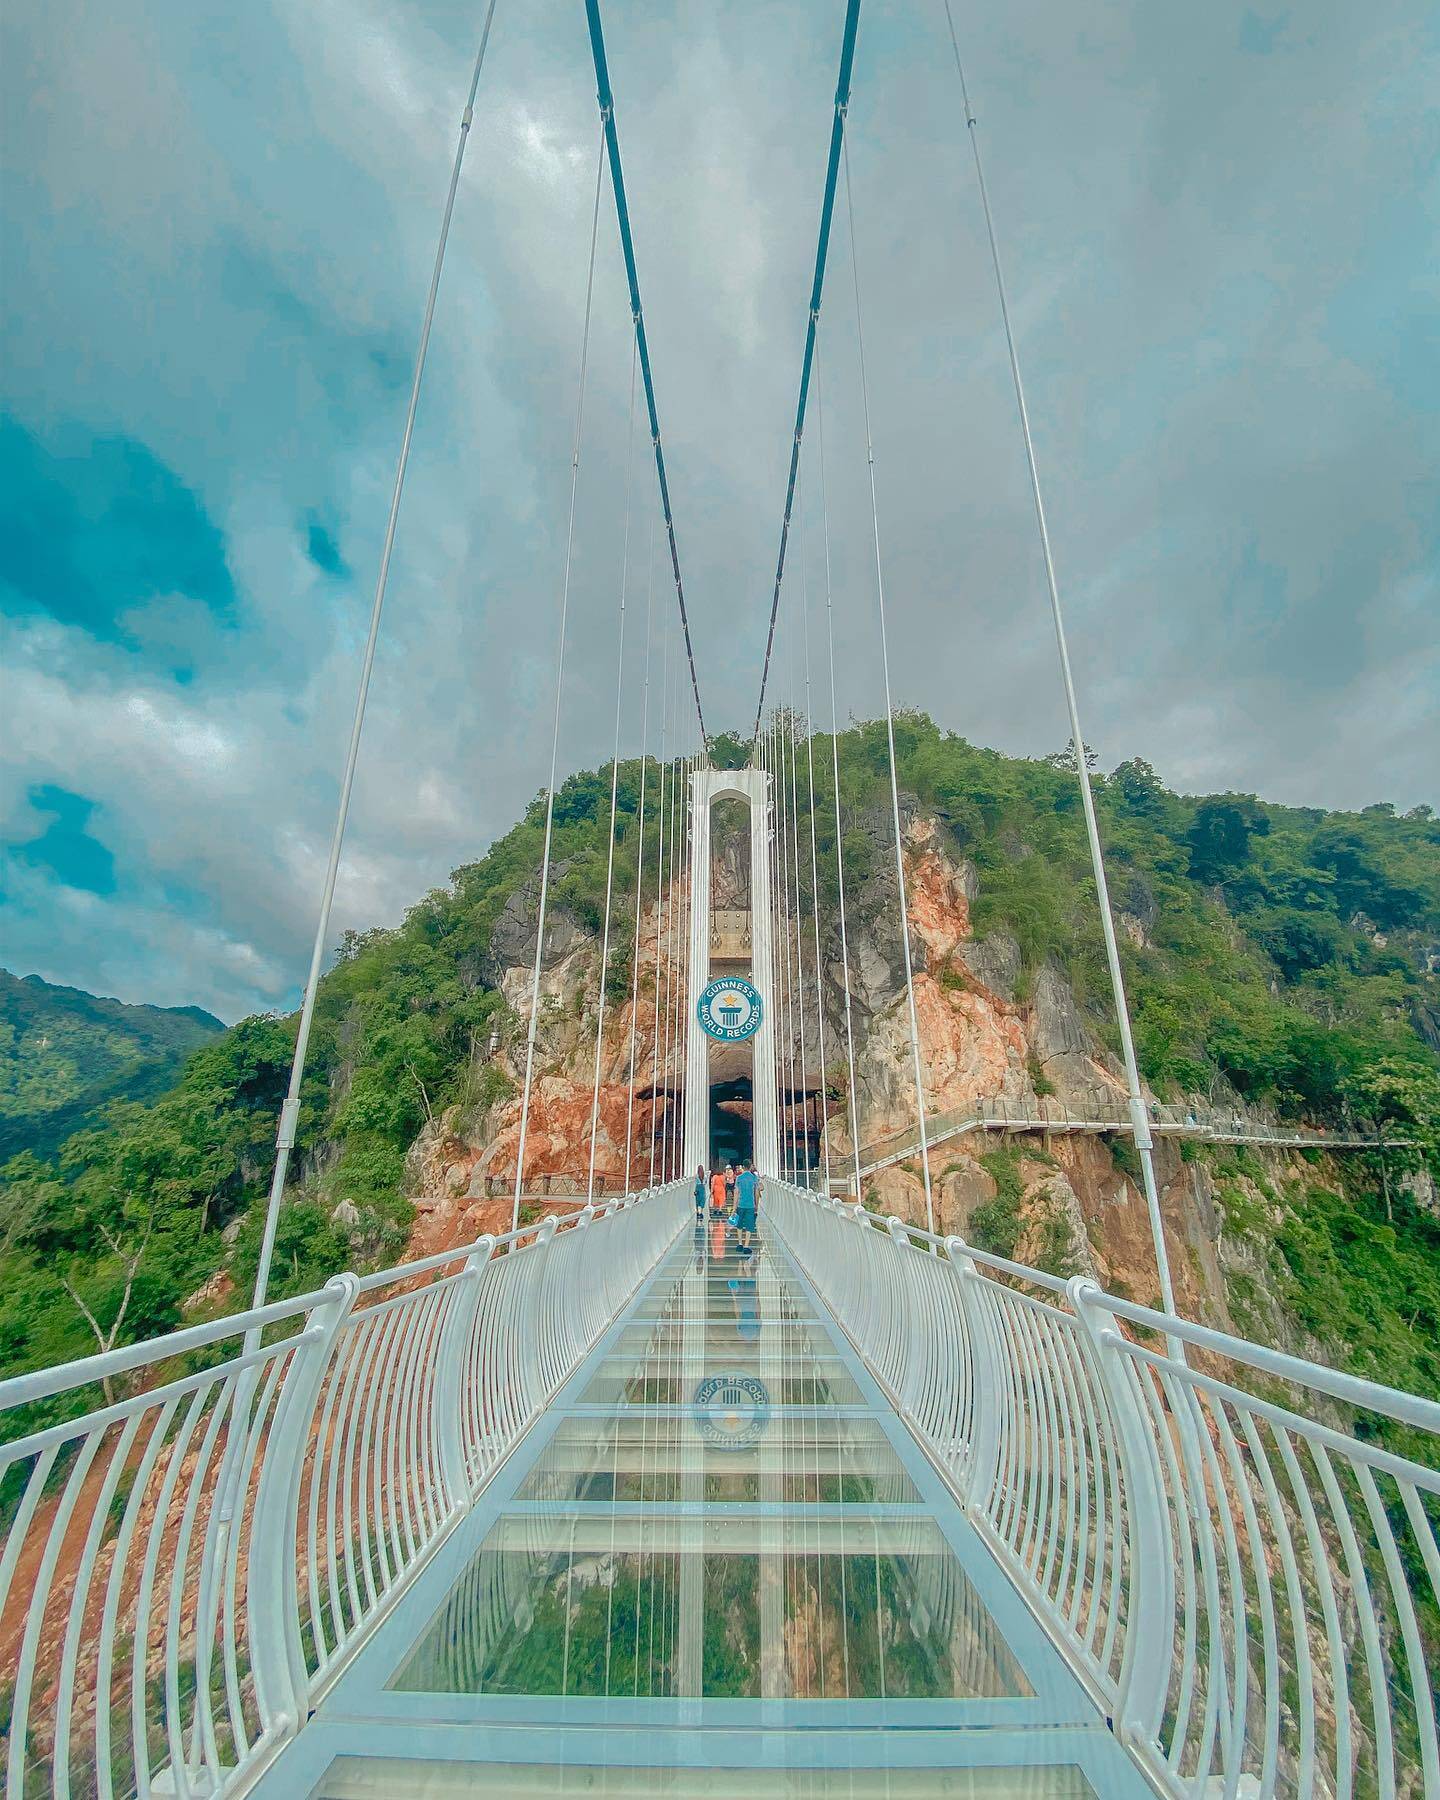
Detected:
left=733, top=1160, right=760, bottom=1249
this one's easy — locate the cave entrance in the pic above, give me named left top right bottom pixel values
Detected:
left=782, top=1084, right=822, bottom=1184
left=708, top=1076, right=753, bottom=1168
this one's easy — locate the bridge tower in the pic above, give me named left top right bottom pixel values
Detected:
left=682, top=766, right=779, bottom=1176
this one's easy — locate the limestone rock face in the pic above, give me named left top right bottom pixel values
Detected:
left=392, top=793, right=1318, bottom=1345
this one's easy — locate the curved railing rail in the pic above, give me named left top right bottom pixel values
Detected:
left=0, top=1182, right=686, bottom=1798
left=766, top=1180, right=1440, bottom=1800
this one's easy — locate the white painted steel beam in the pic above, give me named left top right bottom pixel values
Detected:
left=682, top=767, right=779, bottom=1177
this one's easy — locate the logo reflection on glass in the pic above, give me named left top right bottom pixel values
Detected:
left=697, top=976, right=762, bottom=1043
left=692, top=1373, right=770, bottom=1450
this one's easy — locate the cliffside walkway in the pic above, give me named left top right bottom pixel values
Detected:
left=848, top=1093, right=1400, bottom=1184
left=4, top=1180, right=1436, bottom=1798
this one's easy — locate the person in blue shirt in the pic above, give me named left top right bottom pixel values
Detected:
left=693, top=1164, right=708, bottom=1221
left=733, top=1159, right=760, bottom=1249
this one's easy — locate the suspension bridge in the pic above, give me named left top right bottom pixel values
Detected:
left=2, top=3, right=1436, bottom=1797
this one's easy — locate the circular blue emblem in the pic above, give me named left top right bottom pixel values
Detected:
left=692, top=1373, right=771, bottom=1449
left=697, top=976, right=763, bottom=1043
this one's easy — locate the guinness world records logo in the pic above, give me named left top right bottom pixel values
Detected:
left=697, top=976, right=762, bottom=1042
left=692, top=1372, right=770, bottom=1449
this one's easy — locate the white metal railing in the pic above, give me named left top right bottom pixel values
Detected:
left=766, top=1180, right=1440, bottom=1800
left=849, top=1091, right=1398, bottom=1182
left=0, top=1183, right=686, bottom=1798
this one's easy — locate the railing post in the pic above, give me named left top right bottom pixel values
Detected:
left=518, top=1213, right=561, bottom=1410
left=945, top=1236, right=1001, bottom=1508
left=247, top=1272, right=359, bottom=1745
left=886, top=1216, right=924, bottom=1408
left=435, top=1235, right=495, bottom=1508
left=1068, top=1277, right=1174, bottom=1753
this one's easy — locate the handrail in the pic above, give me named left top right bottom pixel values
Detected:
left=847, top=1088, right=1405, bottom=1182
left=0, top=1181, right=688, bottom=1798
left=0, top=1287, right=331, bottom=1411
left=765, top=1178, right=1439, bottom=1800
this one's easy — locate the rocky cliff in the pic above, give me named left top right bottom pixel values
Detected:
left=396, top=797, right=1371, bottom=1346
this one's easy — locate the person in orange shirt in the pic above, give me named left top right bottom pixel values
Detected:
left=709, top=1166, right=727, bottom=1216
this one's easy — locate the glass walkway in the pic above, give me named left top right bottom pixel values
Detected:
left=251, top=1214, right=1151, bottom=1798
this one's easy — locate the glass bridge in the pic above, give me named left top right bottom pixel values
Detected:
left=3, top=1182, right=1436, bottom=1796
left=249, top=1216, right=1149, bottom=1798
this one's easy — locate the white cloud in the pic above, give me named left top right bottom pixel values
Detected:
left=1, top=0, right=1436, bottom=1023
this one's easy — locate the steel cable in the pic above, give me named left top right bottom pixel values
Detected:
left=586, top=333, right=640, bottom=1203
left=250, top=0, right=502, bottom=1314
left=798, top=471, right=834, bottom=1199
left=938, top=0, right=1177, bottom=1320
left=512, top=120, right=609, bottom=1231
left=624, top=519, right=657, bottom=1194
left=839, top=119, right=935, bottom=1234
left=813, top=341, right=865, bottom=1202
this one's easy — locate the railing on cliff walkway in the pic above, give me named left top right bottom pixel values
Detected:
left=764, top=1180, right=1440, bottom=1800
left=850, top=1089, right=1401, bottom=1183
left=0, top=1182, right=688, bottom=1798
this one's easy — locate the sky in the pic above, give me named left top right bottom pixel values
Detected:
left=1, top=0, right=1437, bottom=1023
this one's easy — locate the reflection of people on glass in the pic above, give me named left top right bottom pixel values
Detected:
left=727, top=1266, right=759, bottom=1340
left=734, top=1159, right=760, bottom=1251
left=709, top=1214, right=726, bottom=1261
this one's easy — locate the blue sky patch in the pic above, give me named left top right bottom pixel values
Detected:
left=306, top=515, right=348, bottom=578
left=9, top=785, right=117, bottom=896
left=0, top=416, right=238, bottom=647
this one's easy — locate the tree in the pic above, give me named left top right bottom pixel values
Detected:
left=708, top=731, right=750, bottom=771
left=1345, top=1058, right=1440, bottom=1180
left=1109, top=757, right=1170, bottom=822
left=1186, top=797, right=1270, bottom=886
left=60, top=1217, right=153, bottom=1403
left=1044, top=739, right=1098, bottom=773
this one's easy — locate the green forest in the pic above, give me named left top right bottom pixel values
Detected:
left=0, top=969, right=222, bottom=1161
left=2, top=714, right=1437, bottom=1422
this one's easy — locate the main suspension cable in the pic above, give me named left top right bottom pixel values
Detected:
left=840, top=122, right=934, bottom=1232
left=939, top=1, right=1177, bottom=1320
left=511, top=121, right=608, bottom=1233
left=585, top=332, right=639, bottom=1203
left=585, top=0, right=709, bottom=747
left=250, top=0, right=501, bottom=1317
left=751, top=0, right=865, bottom=743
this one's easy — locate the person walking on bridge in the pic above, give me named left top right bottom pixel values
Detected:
left=734, top=1158, right=760, bottom=1251
left=693, top=1164, right=708, bottom=1221
left=709, top=1165, right=727, bottom=1217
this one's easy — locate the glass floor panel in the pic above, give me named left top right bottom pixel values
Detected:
left=625, top=1295, right=821, bottom=1330
left=391, top=1514, right=1028, bottom=1701
left=576, top=1357, right=867, bottom=1408
left=518, top=1414, right=920, bottom=1506
left=313, top=1761, right=1098, bottom=1796
left=609, top=1318, right=836, bottom=1355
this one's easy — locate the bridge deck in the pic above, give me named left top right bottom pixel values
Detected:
left=252, top=1214, right=1151, bottom=1797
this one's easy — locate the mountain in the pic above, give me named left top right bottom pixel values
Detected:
left=1, top=717, right=1436, bottom=1430
left=0, top=969, right=224, bottom=1161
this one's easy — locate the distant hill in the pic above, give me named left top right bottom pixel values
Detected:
left=0, top=970, right=224, bottom=1160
